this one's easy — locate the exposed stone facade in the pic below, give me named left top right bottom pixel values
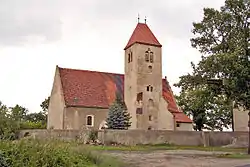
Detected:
left=47, top=22, right=193, bottom=131
left=125, top=43, right=163, bottom=130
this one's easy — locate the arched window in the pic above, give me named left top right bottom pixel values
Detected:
left=146, top=85, right=153, bottom=92
left=150, top=86, right=153, bottom=92
left=86, top=115, right=94, bottom=126
left=145, top=51, right=149, bottom=62
left=148, top=99, right=154, bottom=107
left=128, top=52, right=133, bottom=63
left=150, top=52, right=153, bottom=63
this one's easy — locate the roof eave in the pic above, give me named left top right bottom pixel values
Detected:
left=66, top=104, right=108, bottom=109
left=124, top=42, right=162, bottom=50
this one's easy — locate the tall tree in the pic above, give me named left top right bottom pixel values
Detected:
left=9, top=105, right=28, bottom=122
left=40, top=96, right=50, bottom=112
left=190, top=0, right=250, bottom=108
left=175, top=0, right=249, bottom=130
left=106, top=92, right=131, bottom=130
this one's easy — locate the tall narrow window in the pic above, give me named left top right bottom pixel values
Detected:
left=86, top=115, right=94, bottom=126
left=150, top=52, right=153, bottom=63
left=128, top=51, right=133, bottom=63
left=150, top=86, right=153, bottom=92
left=146, top=85, right=153, bottom=92
left=145, top=51, right=149, bottom=62
left=136, top=92, right=143, bottom=102
left=149, top=115, right=152, bottom=121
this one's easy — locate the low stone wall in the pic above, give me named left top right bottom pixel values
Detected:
left=18, top=129, right=249, bottom=147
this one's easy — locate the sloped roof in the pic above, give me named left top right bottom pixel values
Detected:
left=58, top=67, right=192, bottom=123
left=124, top=23, right=162, bottom=50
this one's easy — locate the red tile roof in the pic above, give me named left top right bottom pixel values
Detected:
left=58, top=67, right=192, bottom=123
left=124, top=23, right=162, bottom=50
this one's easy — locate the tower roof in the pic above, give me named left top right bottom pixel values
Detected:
left=124, top=23, right=162, bottom=50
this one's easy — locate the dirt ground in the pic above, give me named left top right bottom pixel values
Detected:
left=105, top=150, right=250, bottom=167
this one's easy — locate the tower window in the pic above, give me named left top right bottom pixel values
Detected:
left=148, top=126, right=152, bottom=130
left=176, top=123, right=180, bottom=127
left=150, top=86, right=153, bottom=92
left=149, top=115, right=152, bottom=121
left=128, top=52, right=132, bottom=63
left=136, top=108, right=143, bottom=114
left=145, top=51, right=149, bottom=62
left=146, top=85, right=153, bottom=92
left=136, top=92, right=143, bottom=102
left=150, top=52, right=154, bottom=63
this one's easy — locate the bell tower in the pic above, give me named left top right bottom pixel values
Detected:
left=124, top=21, right=162, bottom=130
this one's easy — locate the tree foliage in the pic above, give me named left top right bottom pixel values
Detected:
left=0, top=97, right=49, bottom=139
left=175, top=0, right=250, bottom=131
left=40, top=96, right=50, bottom=112
left=106, top=92, right=131, bottom=130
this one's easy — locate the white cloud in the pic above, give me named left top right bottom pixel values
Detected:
left=0, top=0, right=225, bottom=112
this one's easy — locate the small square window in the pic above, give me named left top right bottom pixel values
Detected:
left=176, top=123, right=180, bottom=127
left=136, top=108, right=143, bottom=114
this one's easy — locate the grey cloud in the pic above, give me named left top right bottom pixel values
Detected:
left=0, top=0, right=62, bottom=46
left=0, top=0, right=225, bottom=46
left=79, top=0, right=224, bottom=39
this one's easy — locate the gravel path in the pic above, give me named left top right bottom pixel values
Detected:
left=104, top=150, right=250, bottom=167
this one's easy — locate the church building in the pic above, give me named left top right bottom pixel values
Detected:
left=47, top=21, right=193, bottom=131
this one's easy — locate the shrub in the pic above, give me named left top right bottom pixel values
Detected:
left=0, top=151, right=9, bottom=167
left=0, top=139, right=125, bottom=167
left=20, top=121, right=46, bottom=129
left=88, top=130, right=98, bottom=143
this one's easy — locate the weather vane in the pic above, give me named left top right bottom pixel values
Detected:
left=145, top=16, right=147, bottom=24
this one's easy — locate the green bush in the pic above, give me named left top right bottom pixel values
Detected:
left=20, top=121, right=46, bottom=129
left=0, top=139, right=125, bottom=167
left=88, top=130, right=98, bottom=143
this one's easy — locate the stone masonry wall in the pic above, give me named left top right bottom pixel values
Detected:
left=18, top=129, right=249, bottom=147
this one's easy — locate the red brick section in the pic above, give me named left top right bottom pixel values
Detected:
left=59, top=67, right=192, bottom=123
left=124, top=23, right=162, bottom=50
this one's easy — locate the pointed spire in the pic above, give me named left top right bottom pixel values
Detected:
left=124, top=21, right=162, bottom=50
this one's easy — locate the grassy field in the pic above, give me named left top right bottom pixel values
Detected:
left=0, top=139, right=248, bottom=167
left=0, top=139, right=126, bottom=167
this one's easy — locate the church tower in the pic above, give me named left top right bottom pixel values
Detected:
left=124, top=22, right=162, bottom=130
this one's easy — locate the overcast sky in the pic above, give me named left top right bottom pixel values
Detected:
left=0, top=0, right=225, bottom=112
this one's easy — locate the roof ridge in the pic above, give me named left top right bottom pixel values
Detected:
left=58, top=66, right=124, bottom=76
left=58, top=66, right=171, bottom=80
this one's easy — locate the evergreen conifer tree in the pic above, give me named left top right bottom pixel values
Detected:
left=106, top=92, right=131, bottom=129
